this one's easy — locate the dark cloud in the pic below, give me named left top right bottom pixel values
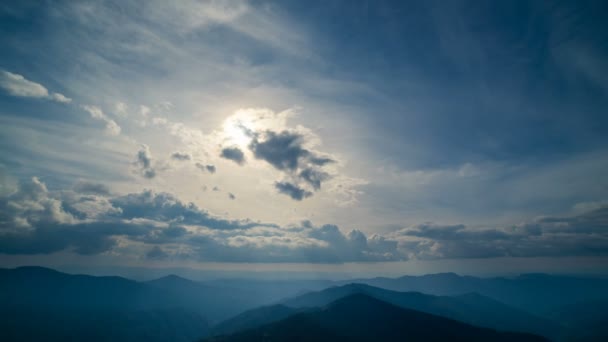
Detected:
left=248, top=130, right=335, bottom=200
left=109, top=190, right=267, bottom=230
left=392, top=207, right=608, bottom=259
left=249, top=131, right=308, bottom=171
left=220, top=147, right=245, bottom=165
left=146, top=246, right=169, bottom=260
left=72, top=181, right=111, bottom=195
left=186, top=223, right=404, bottom=263
left=275, top=181, right=312, bottom=201
left=0, top=227, right=117, bottom=255
left=299, top=168, right=330, bottom=190
left=135, top=144, right=156, bottom=178
left=195, top=163, right=216, bottom=173
left=170, top=152, right=191, bottom=161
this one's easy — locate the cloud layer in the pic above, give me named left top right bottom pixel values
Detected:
left=1, top=177, right=607, bottom=263
left=0, top=177, right=401, bottom=262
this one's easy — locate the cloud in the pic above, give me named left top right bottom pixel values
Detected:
left=108, top=190, right=265, bottom=230
left=146, top=245, right=168, bottom=260
left=0, top=177, right=403, bottom=262
left=249, top=130, right=334, bottom=171
left=134, top=144, right=156, bottom=179
left=7, top=178, right=608, bottom=263
left=72, top=181, right=111, bottom=196
left=220, top=146, right=245, bottom=165
left=390, top=207, right=608, bottom=259
left=275, top=181, right=312, bottom=201
left=195, top=163, right=216, bottom=173
left=246, top=128, right=335, bottom=200
left=170, top=152, right=191, bottom=161
left=299, top=168, right=330, bottom=190
left=0, top=70, right=71, bottom=103
left=50, top=93, right=72, bottom=103
left=81, top=105, right=121, bottom=135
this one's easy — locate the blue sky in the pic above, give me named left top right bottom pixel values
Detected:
left=0, top=0, right=607, bottom=275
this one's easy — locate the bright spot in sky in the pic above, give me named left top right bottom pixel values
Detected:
left=222, top=114, right=255, bottom=148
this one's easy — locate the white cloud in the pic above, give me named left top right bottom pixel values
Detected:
left=0, top=70, right=72, bottom=103
left=81, top=105, right=121, bottom=135
left=50, top=92, right=72, bottom=103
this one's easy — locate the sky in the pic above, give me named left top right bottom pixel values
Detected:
left=0, top=0, right=607, bottom=276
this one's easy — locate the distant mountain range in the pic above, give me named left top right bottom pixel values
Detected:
left=1, top=266, right=607, bottom=341
left=334, top=272, right=608, bottom=315
left=205, top=294, right=548, bottom=342
left=280, top=283, right=562, bottom=340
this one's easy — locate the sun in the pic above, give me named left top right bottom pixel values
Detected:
left=222, top=112, right=256, bottom=148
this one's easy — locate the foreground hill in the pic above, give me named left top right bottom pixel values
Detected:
left=210, top=304, right=309, bottom=336
left=206, top=294, right=547, bottom=342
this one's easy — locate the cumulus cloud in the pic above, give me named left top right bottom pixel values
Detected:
left=171, top=152, right=191, bottom=161
left=134, top=144, right=156, bottom=179
left=220, top=146, right=245, bottom=165
left=81, top=105, right=121, bottom=135
left=0, top=70, right=71, bottom=103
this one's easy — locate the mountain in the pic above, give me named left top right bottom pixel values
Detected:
left=210, top=304, right=310, bottom=336
left=280, top=283, right=561, bottom=339
left=0, top=266, right=210, bottom=341
left=146, top=274, right=263, bottom=323
left=205, top=294, right=547, bottom=342
left=545, top=299, right=608, bottom=341
left=337, top=273, right=608, bottom=315
left=146, top=275, right=334, bottom=323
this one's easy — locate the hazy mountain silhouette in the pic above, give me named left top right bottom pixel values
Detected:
left=280, top=283, right=561, bottom=339
left=145, top=274, right=265, bottom=323
left=3, top=266, right=607, bottom=341
left=205, top=294, right=548, bottom=342
left=337, top=273, right=608, bottom=314
left=0, top=267, right=209, bottom=341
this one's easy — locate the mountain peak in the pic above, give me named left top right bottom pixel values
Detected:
left=150, top=274, right=194, bottom=284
